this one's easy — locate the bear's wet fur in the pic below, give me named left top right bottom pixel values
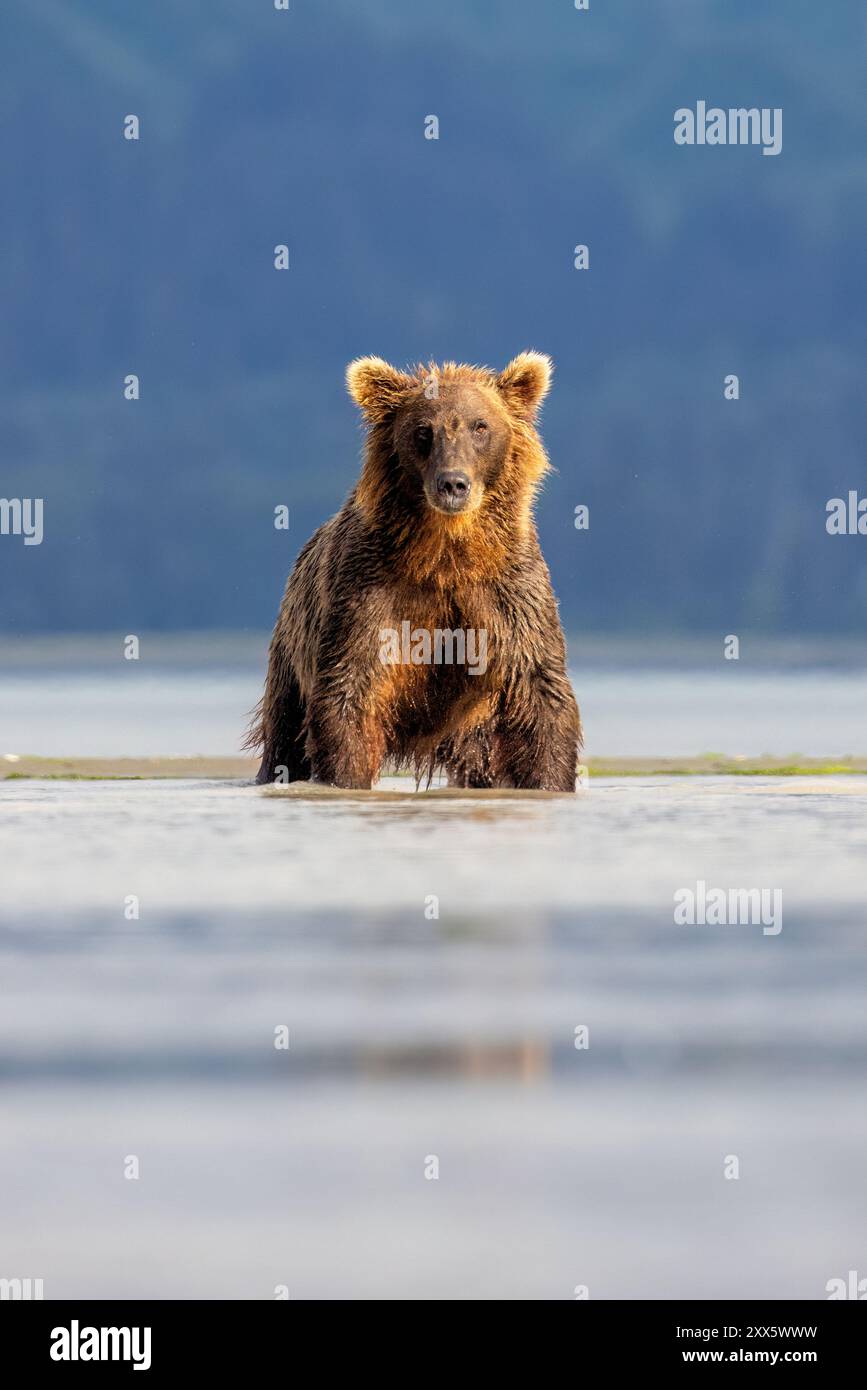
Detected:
left=246, top=352, right=582, bottom=791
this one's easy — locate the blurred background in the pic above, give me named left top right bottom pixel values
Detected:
left=1, top=0, right=865, bottom=642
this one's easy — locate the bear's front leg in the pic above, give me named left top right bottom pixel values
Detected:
left=305, top=682, right=387, bottom=790
left=304, top=686, right=386, bottom=789
left=300, top=586, right=396, bottom=789
left=499, top=667, right=582, bottom=792
left=441, top=721, right=503, bottom=789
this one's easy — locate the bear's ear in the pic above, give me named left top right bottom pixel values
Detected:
left=346, top=356, right=414, bottom=424
left=496, top=351, right=553, bottom=422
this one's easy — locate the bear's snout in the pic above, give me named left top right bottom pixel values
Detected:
left=434, top=469, right=472, bottom=512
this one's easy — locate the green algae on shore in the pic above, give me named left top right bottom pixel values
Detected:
left=3, top=754, right=867, bottom=781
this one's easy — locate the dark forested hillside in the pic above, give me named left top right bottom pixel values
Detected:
left=1, top=0, right=865, bottom=634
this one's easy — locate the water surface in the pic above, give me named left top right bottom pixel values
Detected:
left=2, top=641, right=866, bottom=757
left=1, top=774, right=865, bottom=1298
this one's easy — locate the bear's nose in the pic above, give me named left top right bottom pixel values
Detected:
left=435, top=470, right=471, bottom=501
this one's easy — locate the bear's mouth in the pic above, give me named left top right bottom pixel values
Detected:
left=429, top=491, right=472, bottom=516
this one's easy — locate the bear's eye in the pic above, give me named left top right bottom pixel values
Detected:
left=473, top=420, right=488, bottom=436
left=414, top=425, right=433, bottom=452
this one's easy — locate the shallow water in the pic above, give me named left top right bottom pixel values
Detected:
left=2, top=665, right=867, bottom=757
left=1, top=774, right=865, bottom=1298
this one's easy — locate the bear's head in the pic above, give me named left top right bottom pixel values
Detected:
left=346, top=352, right=552, bottom=525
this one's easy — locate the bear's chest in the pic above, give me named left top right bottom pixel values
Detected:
left=374, top=587, right=498, bottom=738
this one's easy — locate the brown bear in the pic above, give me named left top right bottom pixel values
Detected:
left=247, top=351, right=582, bottom=791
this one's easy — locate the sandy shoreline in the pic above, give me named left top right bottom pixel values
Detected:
left=3, top=754, right=867, bottom=780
